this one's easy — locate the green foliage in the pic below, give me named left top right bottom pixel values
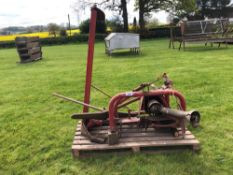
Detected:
left=106, top=17, right=124, bottom=32
left=79, top=19, right=106, bottom=34
left=0, top=39, right=233, bottom=174
left=0, top=41, right=15, bottom=48
left=135, top=0, right=173, bottom=30
left=47, top=23, right=60, bottom=37
left=139, top=26, right=177, bottom=38
left=197, top=0, right=231, bottom=9
left=133, top=17, right=137, bottom=28
left=146, top=18, right=159, bottom=29
left=130, top=17, right=140, bottom=33
left=40, top=34, right=106, bottom=45
left=0, top=29, right=182, bottom=49
left=197, top=0, right=233, bottom=18
left=59, top=29, right=68, bottom=37
left=171, top=0, right=197, bottom=18
left=0, top=34, right=107, bottom=48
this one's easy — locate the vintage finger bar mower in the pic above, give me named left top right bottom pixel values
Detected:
left=54, top=6, right=201, bottom=156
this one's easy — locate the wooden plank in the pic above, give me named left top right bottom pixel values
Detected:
left=73, top=133, right=195, bottom=144
left=73, top=135, right=196, bottom=145
left=26, top=42, right=40, bottom=48
left=73, top=131, right=192, bottom=142
left=30, top=52, right=42, bottom=59
left=132, top=147, right=140, bottom=153
left=72, top=149, right=80, bottom=157
left=76, top=124, right=188, bottom=131
left=16, top=42, right=40, bottom=49
left=76, top=125, right=188, bottom=132
left=20, top=52, right=42, bottom=60
left=72, top=139, right=199, bottom=151
left=28, top=47, right=41, bottom=54
left=75, top=130, right=191, bottom=138
left=75, top=131, right=164, bottom=137
left=19, top=50, right=41, bottom=57
left=19, top=54, right=42, bottom=63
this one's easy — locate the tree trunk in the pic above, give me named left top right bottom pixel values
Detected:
left=201, top=4, right=205, bottom=19
left=139, top=0, right=145, bottom=32
left=121, top=0, right=128, bottom=32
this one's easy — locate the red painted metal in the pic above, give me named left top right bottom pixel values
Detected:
left=83, top=7, right=98, bottom=113
left=108, top=89, right=186, bottom=131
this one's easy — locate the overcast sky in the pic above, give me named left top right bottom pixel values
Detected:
left=0, top=0, right=168, bottom=29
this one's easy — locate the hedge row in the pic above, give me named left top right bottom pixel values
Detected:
left=0, top=27, right=181, bottom=49
left=0, top=34, right=107, bottom=49
left=141, top=26, right=180, bottom=39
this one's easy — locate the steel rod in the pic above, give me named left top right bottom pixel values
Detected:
left=91, top=84, right=132, bottom=111
left=117, top=97, right=140, bottom=109
left=53, top=93, right=103, bottom=111
left=91, top=84, right=112, bottom=98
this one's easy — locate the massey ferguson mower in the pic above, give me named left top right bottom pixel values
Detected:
left=54, top=6, right=201, bottom=154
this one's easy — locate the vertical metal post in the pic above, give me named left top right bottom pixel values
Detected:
left=83, top=7, right=97, bottom=113
left=68, top=14, right=71, bottom=36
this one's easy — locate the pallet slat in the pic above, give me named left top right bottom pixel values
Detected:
left=72, top=124, right=200, bottom=157
left=72, top=139, right=199, bottom=151
left=75, top=130, right=192, bottom=137
left=73, top=135, right=196, bottom=145
left=74, top=130, right=192, bottom=141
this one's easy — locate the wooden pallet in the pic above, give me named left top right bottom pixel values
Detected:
left=72, top=123, right=200, bottom=157
left=15, top=37, right=42, bottom=63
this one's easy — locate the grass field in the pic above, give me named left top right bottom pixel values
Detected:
left=0, top=39, right=233, bottom=175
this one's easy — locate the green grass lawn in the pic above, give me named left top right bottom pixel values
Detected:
left=0, top=39, right=233, bottom=175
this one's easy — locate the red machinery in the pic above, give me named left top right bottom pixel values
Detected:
left=54, top=6, right=201, bottom=145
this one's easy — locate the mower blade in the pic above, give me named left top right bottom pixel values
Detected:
left=71, top=111, right=108, bottom=120
left=71, top=111, right=139, bottom=120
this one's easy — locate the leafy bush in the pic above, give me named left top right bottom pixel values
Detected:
left=47, top=23, right=60, bottom=37
left=0, top=41, right=15, bottom=48
left=40, top=34, right=106, bottom=45
left=146, top=18, right=159, bottom=29
left=0, top=27, right=182, bottom=49
left=79, top=19, right=106, bottom=34
left=141, top=26, right=181, bottom=39
left=0, top=34, right=107, bottom=49
left=106, top=17, right=124, bottom=32
left=59, top=29, right=68, bottom=37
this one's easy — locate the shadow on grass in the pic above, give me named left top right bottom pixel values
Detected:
left=109, top=51, right=145, bottom=59
left=178, top=45, right=229, bottom=53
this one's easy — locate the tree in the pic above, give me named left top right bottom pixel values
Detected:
left=120, top=0, right=129, bottom=32
left=131, top=17, right=138, bottom=32
left=133, top=17, right=137, bottom=28
left=106, top=0, right=129, bottom=32
left=59, top=28, right=68, bottom=37
left=106, top=17, right=124, bottom=32
left=146, top=17, right=159, bottom=29
left=79, top=19, right=106, bottom=33
left=73, top=0, right=129, bottom=32
left=135, top=0, right=172, bottom=31
left=47, top=23, right=60, bottom=37
left=197, top=0, right=232, bottom=18
left=170, top=0, right=197, bottom=19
